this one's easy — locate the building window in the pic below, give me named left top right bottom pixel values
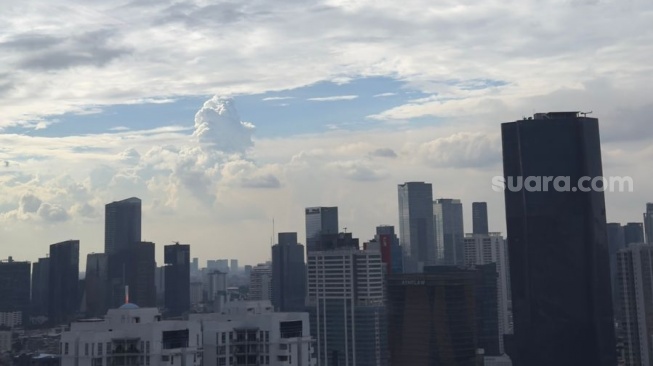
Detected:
left=146, top=341, right=150, bottom=354
left=85, top=343, right=89, bottom=356
left=98, top=343, right=103, bottom=356
left=218, top=357, right=226, bottom=366
left=221, top=332, right=226, bottom=344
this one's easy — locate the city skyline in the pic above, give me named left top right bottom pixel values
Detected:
left=2, top=1, right=653, bottom=268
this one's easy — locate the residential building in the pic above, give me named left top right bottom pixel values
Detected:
left=0, top=257, right=30, bottom=325
left=249, top=264, right=272, bottom=301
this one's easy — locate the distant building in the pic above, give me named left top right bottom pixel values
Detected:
left=60, top=303, right=202, bottom=366
left=305, top=207, right=339, bottom=253
left=191, top=300, right=315, bottom=366
left=365, top=225, right=403, bottom=274
left=464, top=233, right=512, bottom=347
left=31, top=257, right=50, bottom=319
left=307, top=244, right=387, bottom=366
left=0, top=257, right=31, bottom=325
left=84, top=253, right=108, bottom=318
left=205, top=271, right=228, bottom=313
left=472, top=202, right=489, bottom=235
left=645, top=203, right=653, bottom=245
left=624, top=222, right=645, bottom=246
left=607, top=223, right=627, bottom=322
left=129, top=242, right=156, bottom=307
left=501, top=112, right=616, bottom=365
left=164, top=243, right=191, bottom=317
left=249, top=264, right=272, bottom=301
left=434, top=198, right=465, bottom=266
left=271, top=232, right=306, bottom=312
left=49, top=240, right=80, bottom=325
left=0, top=330, right=11, bottom=353
left=616, top=244, right=653, bottom=365
left=398, top=182, right=436, bottom=272
left=230, top=259, right=239, bottom=273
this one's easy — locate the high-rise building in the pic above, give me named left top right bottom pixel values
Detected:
left=31, top=257, right=50, bottom=318
left=501, top=112, right=616, bottom=365
left=129, top=242, right=156, bottom=307
left=472, top=202, right=489, bottom=235
left=387, top=269, right=483, bottom=366
left=105, top=197, right=142, bottom=308
left=616, top=244, right=653, bottom=365
left=607, top=223, right=626, bottom=322
left=305, top=206, right=339, bottom=253
left=249, top=264, right=272, bottom=301
left=49, top=240, right=80, bottom=325
left=230, top=259, right=239, bottom=273
left=164, top=243, right=190, bottom=317
left=271, top=232, right=306, bottom=312
left=307, top=242, right=387, bottom=366
left=398, top=182, right=436, bottom=272
left=84, top=253, right=108, bottom=318
left=0, top=257, right=31, bottom=325
left=464, top=233, right=511, bottom=347
left=434, top=198, right=465, bottom=266
left=624, top=222, right=645, bottom=246
left=364, top=225, right=403, bottom=274
left=645, top=203, right=653, bottom=245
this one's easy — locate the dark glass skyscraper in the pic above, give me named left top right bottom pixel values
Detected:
left=398, top=182, right=436, bottom=272
left=472, top=202, right=489, bottom=235
left=84, top=253, right=108, bottom=317
left=645, top=203, right=653, bottom=245
left=434, top=198, right=465, bottom=266
left=271, top=232, right=306, bottom=312
left=501, top=112, right=616, bottom=366
left=31, top=257, right=50, bottom=318
left=607, top=223, right=626, bottom=322
left=48, top=240, right=80, bottom=325
left=164, top=243, right=190, bottom=317
left=0, top=257, right=31, bottom=325
left=129, top=242, right=156, bottom=307
left=305, top=206, right=339, bottom=253
left=624, top=222, right=645, bottom=246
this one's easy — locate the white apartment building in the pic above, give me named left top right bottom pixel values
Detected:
left=60, top=303, right=202, bottom=366
left=249, top=264, right=272, bottom=301
left=191, top=301, right=315, bottom=366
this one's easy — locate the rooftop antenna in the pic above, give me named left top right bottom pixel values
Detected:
left=125, top=285, right=129, bottom=304
left=580, top=111, right=593, bottom=117
left=343, top=227, right=348, bottom=233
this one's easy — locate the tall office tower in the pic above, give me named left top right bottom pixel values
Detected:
left=49, top=240, right=80, bottom=325
left=206, top=270, right=228, bottom=312
left=305, top=206, right=339, bottom=253
left=364, top=225, right=403, bottom=274
left=463, top=233, right=511, bottom=347
left=616, top=244, right=653, bottom=365
left=472, top=202, right=489, bottom=235
left=84, top=253, right=108, bottom=317
left=31, top=257, right=50, bottom=318
left=191, top=258, right=199, bottom=278
left=501, top=112, right=616, bottom=366
left=607, top=223, right=626, bottom=322
left=624, top=222, right=645, bottom=246
left=105, top=197, right=142, bottom=308
left=398, top=182, right=436, bottom=272
left=271, top=232, right=306, bottom=312
left=155, top=266, right=165, bottom=306
left=645, top=203, right=653, bottom=244
left=164, top=243, right=191, bottom=317
left=307, top=243, right=387, bottom=366
left=434, top=198, right=465, bottom=266
left=0, top=257, right=31, bottom=325
left=387, top=269, right=482, bottom=366
left=249, top=264, right=272, bottom=301
left=230, top=259, right=239, bottom=273
left=128, top=242, right=156, bottom=307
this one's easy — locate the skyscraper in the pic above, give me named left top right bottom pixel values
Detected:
left=105, top=197, right=142, bottom=308
left=49, top=240, right=80, bottom=325
left=128, top=242, right=156, bottom=307
left=305, top=206, right=339, bottom=253
left=645, top=203, right=653, bottom=244
left=501, top=112, right=616, bottom=366
left=624, top=222, right=645, bottom=246
left=398, top=182, right=436, bottom=272
left=0, top=257, right=31, bottom=325
left=307, top=236, right=387, bottom=366
left=84, top=253, right=108, bottom=318
left=365, top=225, right=403, bottom=274
left=607, top=223, right=626, bottom=322
left=164, top=243, right=190, bottom=317
left=271, top=232, right=306, bottom=312
left=434, top=198, right=465, bottom=266
left=616, top=244, right=653, bottom=365
left=31, top=257, right=50, bottom=318
left=249, top=263, right=272, bottom=301
left=472, top=202, right=489, bottom=235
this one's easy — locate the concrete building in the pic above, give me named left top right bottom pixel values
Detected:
left=271, top=232, right=306, bottom=312
left=307, top=245, right=387, bottom=366
left=364, top=225, right=403, bottom=275
left=192, top=301, right=315, bottom=366
left=624, top=223, right=645, bottom=247
left=0, top=330, right=11, bottom=353
left=434, top=198, right=465, bottom=266
left=472, top=202, right=489, bottom=235
left=60, top=304, right=202, bottom=366
left=305, top=207, right=339, bottom=254
left=0, top=257, right=30, bottom=326
left=249, top=264, right=272, bottom=301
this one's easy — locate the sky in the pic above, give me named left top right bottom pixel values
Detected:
left=1, top=0, right=653, bottom=267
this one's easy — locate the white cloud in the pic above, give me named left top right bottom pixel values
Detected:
left=262, top=96, right=294, bottom=101
left=307, top=95, right=359, bottom=102
left=373, top=92, right=396, bottom=97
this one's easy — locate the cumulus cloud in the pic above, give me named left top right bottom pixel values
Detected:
left=192, top=96, right=254, bottom=154
left=308, top=95, right=359, bottom=102
left=369, top=147, right=397, bottom=158
left=37, top=202, right=70, bottom=222
left=416, top=132, right=501, bottom=169
left=19, top=193, right=42, bottom=213
left=118, top=148, right=141, bottom=165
